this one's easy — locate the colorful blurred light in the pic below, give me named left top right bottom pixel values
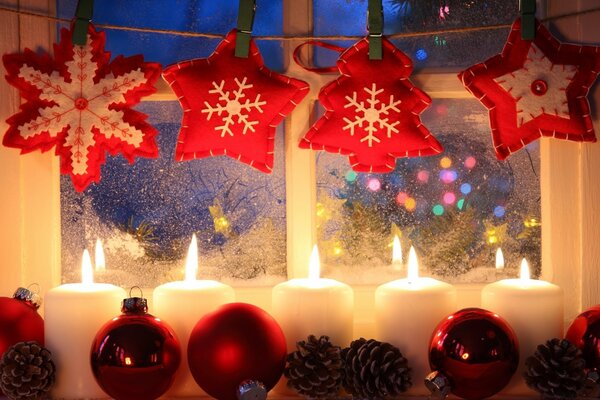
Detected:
left=457, top=198, right=465, bottom=210
left=440, top=157, right=452, bottom=168
left=417, top=170, right=430, bottom=183
left=415, top=48, right=428, bottom=61
left=405, top=197, right=417, bottom=211
left=345, top=170, right=358, bottom=182
left=367, top=178, right=381, bottom=192
left=464, top=156, right=477, bottom=169
left=443, top=192, right=456, bottom=205
left=460, top=183, right=472, bottom=195
left=432, top=204, right=444, bottom=216
left=396, top=192, right=408, bottom=205
left=436, top=104, right=448, bottom=115
left=439, top=169, right=458, bottom=184
left=494, top=206, right=506, bottom=218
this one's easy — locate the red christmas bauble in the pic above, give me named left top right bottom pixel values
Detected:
left=90, top=297, right=181, bottom=400
left=0, top=288, right=44, bottom=396
left=188, top=302, right=287, bottom=400
left=565, top=305, right=600, bottom=369
left=428, top=308, right=519, bottom=400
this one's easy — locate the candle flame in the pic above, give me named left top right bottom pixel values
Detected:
left=308, top=245, right=320, bottom=280
left=495, top=248, right=504, bottom=270
left=95, top=239, right=106, bottom=272
left=407, top=246, right=419, bottom=282
left=392, top=235, right=402, bottom=270
left=185, top=234, right=199, bottom=282
left=81, top=249, right=94, bottom=285
left=520, top=258, right=530, bottom=280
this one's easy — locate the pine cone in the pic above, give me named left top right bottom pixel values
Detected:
left=0, top=341, right=55, bottom=400
left=342, top=338, right=411, bottom=399
left=524, top=338, right=586, bottom=399
left=284, top=335, right=343, bottom=399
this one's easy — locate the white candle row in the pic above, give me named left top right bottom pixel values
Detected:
left=43, top=238, right=563, bottom=398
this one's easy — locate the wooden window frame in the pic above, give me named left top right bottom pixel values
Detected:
left=0, top=0, right=598, bottom=329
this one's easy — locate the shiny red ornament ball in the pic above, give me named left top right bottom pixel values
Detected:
left=90, top=297, right=181, bottom=400
left=0, top=288, right=44, bottom=356
left=566, top=305, right=600, bottom=369
left=428, top=308, right=519, bottom=400
left=188, top=302, right=287, bottom=400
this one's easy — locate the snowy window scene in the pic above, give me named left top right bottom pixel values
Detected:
left=58, top=0, right=540, bottom=286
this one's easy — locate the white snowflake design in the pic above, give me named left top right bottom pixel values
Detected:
left=342, top=83, right=403, bottom=147
left=494, top=44, right=577, bottom=127
left=17, top=36, right=147, bottom=175
left=201, top=77, right=267, bottom=137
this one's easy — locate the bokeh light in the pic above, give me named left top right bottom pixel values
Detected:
left=494, top=205, right=506, bottom=218
left=405, top=197, right=417, bottom=212
left=439, top=169, right=458, bottom=184
left=457, top=198, right=465, bottom=210
left=460, top=183, right=472, bottom=195
left=417, top=170, right=430, bottom=183
left=367, top=178, right=381, bottom=192
left=415, top=48, right=428, bottom=61
left=432, top=204, right=444, bottom=216
left=464, top=156, right=477, bottom=169
left=345, top=170, right=358, bottom=182
left=440, top=157, right=452, bottom=169
left=396, top=192, right=408, bottom=205
left=443, top=192, right=456, bottom=205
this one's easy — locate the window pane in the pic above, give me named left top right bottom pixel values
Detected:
left=315, top=99, right=541, bottom=284
left=61, top=102, right=287, bottom=287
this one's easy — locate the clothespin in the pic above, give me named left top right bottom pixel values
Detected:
left=235, top=0, right=256, bottom=58
left=520, top=0, right=536, bottom=40
left=72, top=0, right=94, bottom=45
left=368, top=0, right=383, bottom=60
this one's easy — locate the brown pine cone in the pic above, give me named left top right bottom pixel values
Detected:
left=284, top=335, right=343, bottom=399
left=0, top=341, right=55, bottom=400
left=524, top=338, right=586, bottom=399
left=342, top=338, right=411, bottom=399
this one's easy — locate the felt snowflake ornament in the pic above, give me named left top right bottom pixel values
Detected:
left=162, top=29, right=309, bottom=172
left=459, top=18, right=600, bottom=159
left=299, top=37, right=442, bottom=173
left=3, top=24, right=161, bottom=192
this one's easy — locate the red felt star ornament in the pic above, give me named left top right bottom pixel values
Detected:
left=3, top=24, right=161, bottom=192
left=299, top=36, right=443, bottom=173
left=459, top=18, right=600, bottom=159
left=162, top=30, right=309, bottom=173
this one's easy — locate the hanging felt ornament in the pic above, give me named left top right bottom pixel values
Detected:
left=2, top=18, right=162, bottom=192
left=458, top=17, right=600, bottom=159
left=298, top=0, right=442, bottom=173
left=162, top=0, right=309, bottom=173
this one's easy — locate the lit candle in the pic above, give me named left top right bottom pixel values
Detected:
left=45, top=250, right=127, bottom=399
left=153, top=234, right=235, bottom=397
left=496, top=247, right=505, bottom=270
left=272, top=245, right=354, bottom=349
left=481, top=258, right=563, bottom=395
left=392, top=234, right=403, bottom=272
left=374, top=246, right=457, bottom=395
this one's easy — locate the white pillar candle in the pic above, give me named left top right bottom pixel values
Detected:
left=153, top=234, right=235, bottom=397
left=272, top=245, right=354, bottom=350
left=375, top=247, right=457, bottom=395
left=482, top=258, right=563, bottom=395
left=45, top=250, right=127, bottom=399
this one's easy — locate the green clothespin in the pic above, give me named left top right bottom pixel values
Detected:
left=520, top=0, right=536, bottom=40
left=72, top=0, right=94, bottom=45
left=368, top=0, right=383, bottom=60
left=235, top=0, right=256, bottom=58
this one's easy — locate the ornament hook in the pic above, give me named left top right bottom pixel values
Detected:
left=72, top=0, right=94, bottom=45
left=129, top=286, right=144, bottom=298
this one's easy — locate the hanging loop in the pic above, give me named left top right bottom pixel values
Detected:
left=72, top=0, right=94, bottom=45
left=293, top=40, right=346, bottom=74
left=235, top=0, right=257, bottom=58
left=368, top=0, right=383, bottom=60
left=520, top=0, right=536, bottom=40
